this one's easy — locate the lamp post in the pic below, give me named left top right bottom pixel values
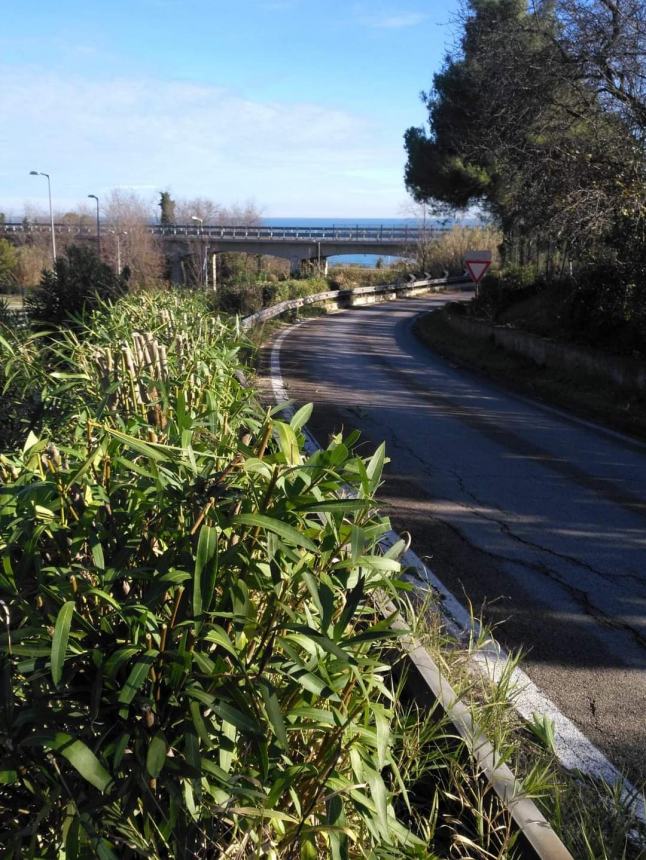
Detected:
left=88, top=194, right=101, bottom=257
left=109, top=230, right=127, bottom=273
left=29, top=170, right=56, bottom=264
left=191, top=215, right=208, bottom=288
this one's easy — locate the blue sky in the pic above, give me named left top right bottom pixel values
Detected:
left=1, top=1, right=459, bottom=217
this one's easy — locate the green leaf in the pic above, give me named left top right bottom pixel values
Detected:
left=259, top=681, right=287, bottom=748
left=45, top=732, right=113, bottom=793
left=203, top=625, right=238, bottom=658
left=91, top=537, right=105, bottom=571
left=0, top=769, right=18, bottom=784
left=375, top=707, right=390, bottom=770
left=103, top=646, right=140, bottom=678
left=190, top=700, right=213, bottom=748
left=366, top=442, right=386, bottom=492
left=51, top=601, right=75, bottom=687
left=96, top=840, right=120, bottom=860
left=213, top=701, right=263, bottom=736
left=86, top=588, right=120, bottom=610
left=290, top=402, right=313, bottom=432
left=289, top=668, right=338, bottom=700
left=193, top=524, right=218, bottom=618
left=367, top=768, right=389, bottom=835
left=103, top=427, right=172, bottom=462
left=233, top=513, right=316, bottom=552
left=295, top=498, right=370, bottom=514
left=275, top=421, right=300, bottom=465
left=146, top=732, right=168, bottom=778
left=117, top=652, right=156, bottom=708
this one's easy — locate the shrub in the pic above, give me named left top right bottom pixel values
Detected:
left=563, top=261, right=646, bottom=356
left=472, top=265, right=546, bottom=320
left=25, top=244, right=129, bottom=326
left=0, top=291, right=424, bottom=858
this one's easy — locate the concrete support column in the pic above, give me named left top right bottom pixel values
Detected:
left=290, top=256, right=301, bottom=276
left=169, top=254, right=184, bottom=285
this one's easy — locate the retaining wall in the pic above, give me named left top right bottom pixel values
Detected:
left=444, top=311, right=646, bottom=393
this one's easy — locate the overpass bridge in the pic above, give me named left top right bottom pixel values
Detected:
left=0, top=221, right=448, bottom=277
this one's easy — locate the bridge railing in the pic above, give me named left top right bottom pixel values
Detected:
left=0, top=222, right=448, bottom=243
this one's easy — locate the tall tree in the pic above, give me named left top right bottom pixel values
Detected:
left=404, top=0, right=645, bottom=261
left=159, top=191, right=176, bottom=225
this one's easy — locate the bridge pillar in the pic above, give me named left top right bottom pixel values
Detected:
left=211, top=253, right=217, bottom=291
left=289, top=256, right=301, bottom=276
left=169, top=253, right=185, bottom=285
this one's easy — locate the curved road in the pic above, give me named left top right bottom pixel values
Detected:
left=267, top=292, right=646, bottom=780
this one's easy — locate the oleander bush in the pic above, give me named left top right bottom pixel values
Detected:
left=0, top=291, right=431, bottom=858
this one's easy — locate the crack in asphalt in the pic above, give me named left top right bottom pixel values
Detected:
left=268, top=302, right=646, bottom=779
left=448, top=469, right=646, bottom=649
left=354, top=314, right=646, bottom=523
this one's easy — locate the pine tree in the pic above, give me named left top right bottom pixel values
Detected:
left=159, top=191, right=176, bottom=225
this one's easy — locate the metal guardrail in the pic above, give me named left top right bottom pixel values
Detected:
left=0, top=222, right=447, bottom=244
left=241, top=275, right=470, bottom=330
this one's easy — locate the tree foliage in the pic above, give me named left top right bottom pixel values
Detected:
left=25, top=244, right=129, bottom=325
left=158, top=191, right=176, bottom=225
left=404, top=0, right=645, bottom=262
left=0, top=238, right=19, bottom=293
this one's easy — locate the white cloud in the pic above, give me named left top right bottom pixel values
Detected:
left=0, top=66, right=406, bottom=216
left=359, top=11, right=427, bottom=29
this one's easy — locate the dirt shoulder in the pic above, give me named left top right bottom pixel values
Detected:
left=414, top=307, right=646, bottom=442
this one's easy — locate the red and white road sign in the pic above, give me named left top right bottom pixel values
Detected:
left=464, top=250, right=492, bottom=284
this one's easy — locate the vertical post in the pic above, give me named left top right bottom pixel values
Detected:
left=29, top=171, right=57, bottom=264
left=212, top=252, right=217, bottom=292
left=46, top=175, right=56, bottom=263
left=88, top=195, right=101, bottom=257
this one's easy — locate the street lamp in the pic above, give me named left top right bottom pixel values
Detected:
left=88, top=194, right=101, bottom=256
left=109, top=229, right=127, bottom=273
left=191, top=215, right=208, bottom=288
left=29, top=170, right=56, bottom=264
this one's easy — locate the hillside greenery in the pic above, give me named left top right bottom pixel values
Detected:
left=404, top=0, right=645, bottom=336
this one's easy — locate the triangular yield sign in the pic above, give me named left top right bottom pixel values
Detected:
left=465, top=259, right=491, bottom=284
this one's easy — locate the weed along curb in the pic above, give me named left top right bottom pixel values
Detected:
left=383, top=600, right=574, bottom=860
left=252, top=297, right=575, bottom=859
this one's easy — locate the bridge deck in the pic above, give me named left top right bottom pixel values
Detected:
left=0, top=222, right=446, bottom=244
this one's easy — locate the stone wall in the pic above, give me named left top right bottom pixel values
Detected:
left=444, top=311, right=646, bottom=393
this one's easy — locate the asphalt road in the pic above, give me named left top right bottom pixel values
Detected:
left=266, top=292, right=646, bottom=780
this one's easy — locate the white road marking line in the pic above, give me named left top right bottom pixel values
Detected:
left=269, top=314, right=646, bottom=824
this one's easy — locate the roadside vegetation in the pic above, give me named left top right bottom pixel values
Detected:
left=414, top=303, right=646, bottom=440
left=1, top=262, right=644, bottom=856
left=404, top=0, right=645, bottom=371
